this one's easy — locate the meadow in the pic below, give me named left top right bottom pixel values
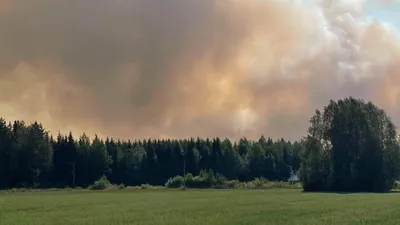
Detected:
left=1, top=189, right=400, bottom=225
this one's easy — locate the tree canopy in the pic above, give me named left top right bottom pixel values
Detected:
left=0, top=119, right=299, bottom=189
left=300, top=98, right=400, bottom=192
left=0, top=98, right=399, bottom=192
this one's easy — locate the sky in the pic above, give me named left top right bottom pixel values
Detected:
left=1, top=0, right=400, bottom=141
left=366, top=0, right=400, bottom=27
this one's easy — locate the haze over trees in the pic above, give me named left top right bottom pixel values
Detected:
left=0, top=98, right=399, bottom=192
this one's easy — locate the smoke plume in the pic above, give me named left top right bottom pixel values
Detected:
left=1, top=0, right=400, bottom=140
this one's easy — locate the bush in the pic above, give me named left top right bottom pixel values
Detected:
left=225, top=180, right=240, bottom=189
left=184, top=173, right=194, bottom=183
left=185, top=177, right=212, bottom=188
left=165, top=170, right=217, bottom=189
left=88, top=175, right=111, bottom=190
left=394, top=181, right=400, bottom=190
left=186, top=170, right=218, bottom=188
left=165, top=171, right=303, bottom=190
left=118, top=184, right=126, bottom=189
left=215, top=173, right=228, bottom=185
left=252, top=177, right=269, bottom=188
left=213, top=174, right=229, bottom=189
left=165, top=175, right=185, bottom=188
left=140, top=184, right=151, bottom=190
left=166, top=170, right=229, bottom=189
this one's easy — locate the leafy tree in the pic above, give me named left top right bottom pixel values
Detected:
left=300, top=98, right=400, bottom=192
left=299, top=110, right=330, bottom=191
left=291, top=141, right=304, bottom=173
left=274, top=139, right=293, bottom=181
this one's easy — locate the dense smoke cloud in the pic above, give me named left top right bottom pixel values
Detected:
left=0, top=0, right=400, bottom=140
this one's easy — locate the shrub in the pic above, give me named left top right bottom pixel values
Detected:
left=394, top=181, right=400, bottom=190
left=166, top=170, right=229, bottom=189
left=165, top=175, right=185, bottom=188
left=140, top=184, right=151, bottom=190
left=166, top=170, right=218, bottom=189
left=213, top=174, right=229, bottom=189
left=184, top=173, right=194, bottom=183
left=186, top=170, right=218, bottom=188
left=252, top=177, right=269, bottom=188
left=215, top=173, right=228, bottom=185
left=118, top=184, right=126, bottom=189
left=165, top=172, right=302, bottom=190
left=222, top=179, right=301, bottom=190
left=225, top=180, right=240, bottom=189
left=185, top=177, right=212, bottom=188
left=88, top=175, right=111, bottom=190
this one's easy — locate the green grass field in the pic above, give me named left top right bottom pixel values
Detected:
left=1, top=189, right=400, bottom=225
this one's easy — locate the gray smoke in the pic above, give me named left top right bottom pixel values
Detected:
left=0, top=0, right=400, bottom=140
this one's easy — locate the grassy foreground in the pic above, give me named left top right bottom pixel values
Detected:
left=1, top=189, right=400, bottom=225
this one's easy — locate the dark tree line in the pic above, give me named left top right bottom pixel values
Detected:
left=1, top=98, right=399, bottom=192
left=0, top=119, right=302, bottom=189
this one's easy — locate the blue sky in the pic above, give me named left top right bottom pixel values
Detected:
left=365, top=1, right=400, bottom=28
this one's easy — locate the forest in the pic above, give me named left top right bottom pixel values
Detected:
left=0, top=117, right=302, bottom=189
left=0, top=98, right=399, bottom=192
